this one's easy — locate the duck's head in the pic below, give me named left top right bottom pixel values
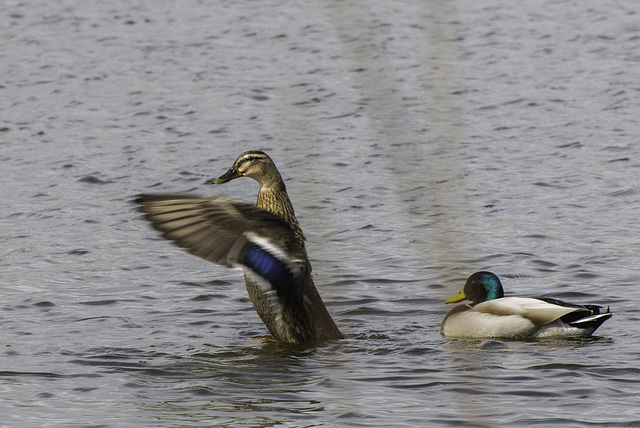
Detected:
left=212, top=151, right=280, bottom=187
left=445, top=271, right=505, bottom=304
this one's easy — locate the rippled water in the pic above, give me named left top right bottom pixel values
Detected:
left=2, top=0, right=640, bottom=426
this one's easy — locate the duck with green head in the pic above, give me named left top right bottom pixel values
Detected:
left=441, top=271, right=612, bottom=338
left=135, top=151, right=343, bottom=344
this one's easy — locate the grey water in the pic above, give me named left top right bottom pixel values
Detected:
left=2, top=0, right=640, bottom=426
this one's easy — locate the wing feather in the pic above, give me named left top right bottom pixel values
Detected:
left=473, top=297, right=582, bottom=326
left=134, top=193, right=306, bottom=276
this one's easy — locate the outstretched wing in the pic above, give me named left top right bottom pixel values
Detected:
left=133, top=193, right=307, bottom=297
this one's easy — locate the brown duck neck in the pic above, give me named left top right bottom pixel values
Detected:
left=256, top=179, right=306, bottom=244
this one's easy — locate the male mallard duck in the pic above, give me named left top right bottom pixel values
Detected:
left=135, top=150, right=343, bottom=343
left=441, top=271, right=612, bottom=338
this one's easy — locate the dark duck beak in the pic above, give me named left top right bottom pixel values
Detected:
left=212, top=165, right=242, bottom=184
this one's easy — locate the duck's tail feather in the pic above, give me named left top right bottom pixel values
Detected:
left=567, top=306, right=612, bottom=333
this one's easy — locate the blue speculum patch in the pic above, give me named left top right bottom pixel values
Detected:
left=243, top=244, right=290, bottom=292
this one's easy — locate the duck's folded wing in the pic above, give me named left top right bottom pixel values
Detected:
left=473, top=297, right=584, bottom=326
left=133, top=193, right=307, bottom=290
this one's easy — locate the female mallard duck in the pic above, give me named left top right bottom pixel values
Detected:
left=135, top=150, right=343, bottom=343
left=441, top=271, right=612, bottom=338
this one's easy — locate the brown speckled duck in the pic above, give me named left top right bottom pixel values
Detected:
left=135, top=151, right=343, bottom=343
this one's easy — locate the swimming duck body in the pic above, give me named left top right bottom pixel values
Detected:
left=441, top=271, right=612, bottom=339
left=135, top=151, right=343, bottom=343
